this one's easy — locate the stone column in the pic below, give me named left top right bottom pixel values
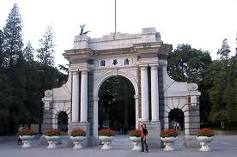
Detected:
left=80, top=70, right=88, bottom=122
left=72, top=71, right=79, bottom=122
left=164, top=111, right=169, bottom=129
left=134, top=95, right=139, bottom=128
left=52, top=111, right=57, bottom=129
left=184, top=110, right=190, bottom=135
left=150, top=65, right=159, bottom=121
left=140, top=65, right=149, bottom=121
left=160, top=60, right=168, bottom=89
left=93, top=97, right=99, bottom=137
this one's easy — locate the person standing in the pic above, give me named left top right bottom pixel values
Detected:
left=17, top=124, right=23, bottom=145
left=140, top=123, right=149, bottom=152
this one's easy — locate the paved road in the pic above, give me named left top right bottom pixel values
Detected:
left=0, top=135, right=237, bottom=157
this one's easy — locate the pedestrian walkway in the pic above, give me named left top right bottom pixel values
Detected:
left=111, top=135, right=132, bottom=149
left=0, top=135, right=237, bottom=157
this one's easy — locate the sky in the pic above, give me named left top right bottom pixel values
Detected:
left=0, top=0, right=237, bottom=66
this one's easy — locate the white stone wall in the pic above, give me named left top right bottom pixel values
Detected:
left=160, top=60, right=200, bottom=135
left=42, top=74, right=72, bottom=131
left=73, top=27, right=161, bottom=50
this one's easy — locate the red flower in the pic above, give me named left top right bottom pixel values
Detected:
left=160, top=129, right=178, bottom=138
left=45, top=128, right=61, bottom=136
left=197, top=128, right=214, bottom=137
left=70, top=128, right=86, bottom=137
left=128, top=129, right=141, bottom=137
left=18, top=128, right=35, bottom=136
left=98, top=128, right=115, bottom=136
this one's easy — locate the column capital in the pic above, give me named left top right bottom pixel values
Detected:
left=150, top=63, right=158, bottom=66
left=139, top=64, right=148, bottom=68
left=72, top=71, right=79, bottom=75
left=150, top=64, right=158, bottom=70
left=78, top=63, right=89, bottom=71
left=80, top=69, right=89, bottom=74
left=70, top=68, right=79, bottom=72
left=139, top=64, right=148, bottom=71
left=159, top=60, right=168, bottom=66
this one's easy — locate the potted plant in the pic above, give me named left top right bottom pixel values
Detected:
left=70, top=128, right=86, bottom=149
left=128, top=129, right=141, bottom=151
left=44, top=128, right=61, bottom=149
left=98, top=128, right=115, bottom=150
left=160, top=129, right=178, bottom=151
left=196, top=128, right=214, bottom=151
left=18, top=128, right=35, bottom=148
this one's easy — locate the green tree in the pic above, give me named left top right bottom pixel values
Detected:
left=207, top=39, right=236, bottom=128
left=37, top=26, right=55, bottom=66
left=208, top=57, right=237, bottom=128
left=23, top=41, right=34, bottom=62
left=168, top=44, right=212, bottom=83
left=206, top=60, right=228, bottom=127
left=0, top=30, right=4, bottom=67
left=168, top=44, right=212, bottom=124
left=217, top=38, right=230, bottom=59
left=0, top=3, right=26, bottom=134
left=0, top=4, right=67, bottom=135
left=2, top=3, right=23, bottom=67
left=224, top=57, right=237, bottom=123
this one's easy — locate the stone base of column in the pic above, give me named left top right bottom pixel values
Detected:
left=184, top=135, right=200, bottom=148
left=69, top=122, right=90, bottom=147
left=146, top=121, right=161, bottom=148
left=88, top=136, right=100, bottom=147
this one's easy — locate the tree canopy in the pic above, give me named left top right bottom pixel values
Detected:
left=0, top=4, right=66, bottom=135
left=168, top=44, right=213, bottom=124
left=37, top=26, right=55, bottom=66
left=2, top=4, right=23, bottom=68
left=168, top=43, right=237, bottom=128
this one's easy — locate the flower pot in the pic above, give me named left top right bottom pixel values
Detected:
left=196, top=136, right=214, bottom=151
left=129, top=136, right=141, bottom=151
left=160, top=136, right=178, bottom=151
left=44, top=136, right=60, bottom=149
left=70, top=136, right=86, bottom=149
left=99, top=136, right=114, bottom=150
left=19, top=135, right=34, bottom=148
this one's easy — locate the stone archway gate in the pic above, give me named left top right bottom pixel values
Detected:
left=42, top=27, right=200, bottom=147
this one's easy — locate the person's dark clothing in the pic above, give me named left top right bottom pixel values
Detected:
left=141, top=127, right=149, bottom=152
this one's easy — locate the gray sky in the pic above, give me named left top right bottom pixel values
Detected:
left=0, top=0, right=237, bottom=66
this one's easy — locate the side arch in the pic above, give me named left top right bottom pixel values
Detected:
left=164, top=96, right=190, bottom=135
left=51, top=101, right=71, bottom=129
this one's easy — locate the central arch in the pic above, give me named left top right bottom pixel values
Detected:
left=93, top=70, right=139, bottom=136
left=98, top=76, right=135, bottom=134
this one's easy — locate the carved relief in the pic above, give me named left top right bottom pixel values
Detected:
left=45, top=90, right=53, bottom=97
